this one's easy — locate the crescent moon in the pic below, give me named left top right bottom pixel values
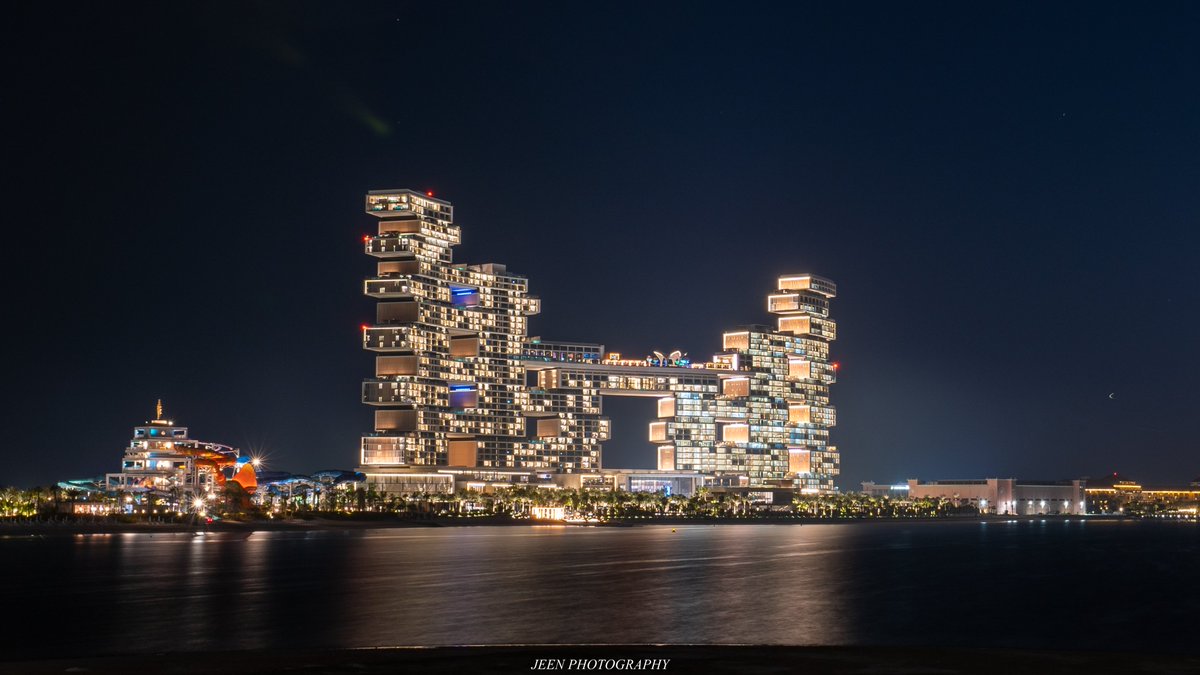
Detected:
left=1108, top=393, right=1115, bottom=399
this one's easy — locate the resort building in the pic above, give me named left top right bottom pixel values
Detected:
left=105, top=401, right=257, bottom=506
left=358, top=189, right=839, bottom=494
left=905, top=478, right=1086, bottom=515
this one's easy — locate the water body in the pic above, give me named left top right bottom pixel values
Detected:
left=1, top=520, right=1196, bottom=659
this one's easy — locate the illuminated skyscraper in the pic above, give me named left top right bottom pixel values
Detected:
left=636, top=276, right=839, bottom=491
left=358, top=189, right=838, bottom=493
left=360, top=190, right=541, bottom=487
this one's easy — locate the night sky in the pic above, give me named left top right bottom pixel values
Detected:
left=4, top=2, right=1198, bottom=489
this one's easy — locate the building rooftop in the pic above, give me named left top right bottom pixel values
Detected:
left=367, top=187, right=451, bottom=205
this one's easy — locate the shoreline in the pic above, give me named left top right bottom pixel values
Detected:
left=0, top=513, right=1142, bottom=536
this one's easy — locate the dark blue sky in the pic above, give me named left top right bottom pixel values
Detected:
left=4, top=2, right=1198, bottom=488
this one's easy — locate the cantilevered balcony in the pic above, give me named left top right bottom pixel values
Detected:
left=362, top=379, right=430, bottom=406
left=777, top=274, right=837, bottom=298
left=375, top=355, right=418, bottom=377
left=373, top=409, right=418, bottom=433
left=364, top=278, right=416, bottom=298
left=365, top=235, right=416, bottom=258
left=377, top=300, right=418, bottom=324
left=778, top=316, right=837, bottom=340
left=768, top=291, right=830, bottom=317
left=787, top=359, right=836, bottom=384
left=377, top=259, right=420, bottom=276
left=366, top=190, right=453, bottom=220
left=648, top=421, right=670, bottom=443
left=363, top=325, right=416, bottom=352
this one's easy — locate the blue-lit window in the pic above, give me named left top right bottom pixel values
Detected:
left=450, top=286, right=480, bottom=308
left=449, top=383, right=478, bottom=408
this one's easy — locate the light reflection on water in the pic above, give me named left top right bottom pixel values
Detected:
left=326, top=524, right=860, bottom=648
left=1, top=520, right=1197, bottom=658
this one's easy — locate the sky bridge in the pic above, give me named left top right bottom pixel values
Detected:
left=521, top=340, right=731, bottom=396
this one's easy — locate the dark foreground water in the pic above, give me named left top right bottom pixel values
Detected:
left=1, top=520, right=1197, bottom=659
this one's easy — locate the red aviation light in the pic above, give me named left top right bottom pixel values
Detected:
left=426, top=190, right=434, bottom=197
left=363, top=235, right=371, bottom=243
left=360, top=324, right=370, bottom=331
left=832, top=362, right=841, bottom=370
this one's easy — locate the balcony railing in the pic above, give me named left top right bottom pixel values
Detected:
left=365, top=236, right=415, bottom=258
left=364, top=278, right=415, bottom=298
left=363, top=325, right=414, bottom=352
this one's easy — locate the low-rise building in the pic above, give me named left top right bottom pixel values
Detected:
left=860, top=481, right=912, bottom=499
left=104, top=402, right=257, bottom=511
left=359, top=466, right=710, bottom=497
left=1084, top=473, right=1200, bottom=514
left=906, top=478, right=1085, bottom=515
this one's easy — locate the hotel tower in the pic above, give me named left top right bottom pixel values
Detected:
left=361, top=190, right=541, bottom=472
left=359, top=189, right=838, bottom=493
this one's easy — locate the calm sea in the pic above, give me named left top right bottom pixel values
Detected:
left=1, top=520, right=1197, bottom=659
